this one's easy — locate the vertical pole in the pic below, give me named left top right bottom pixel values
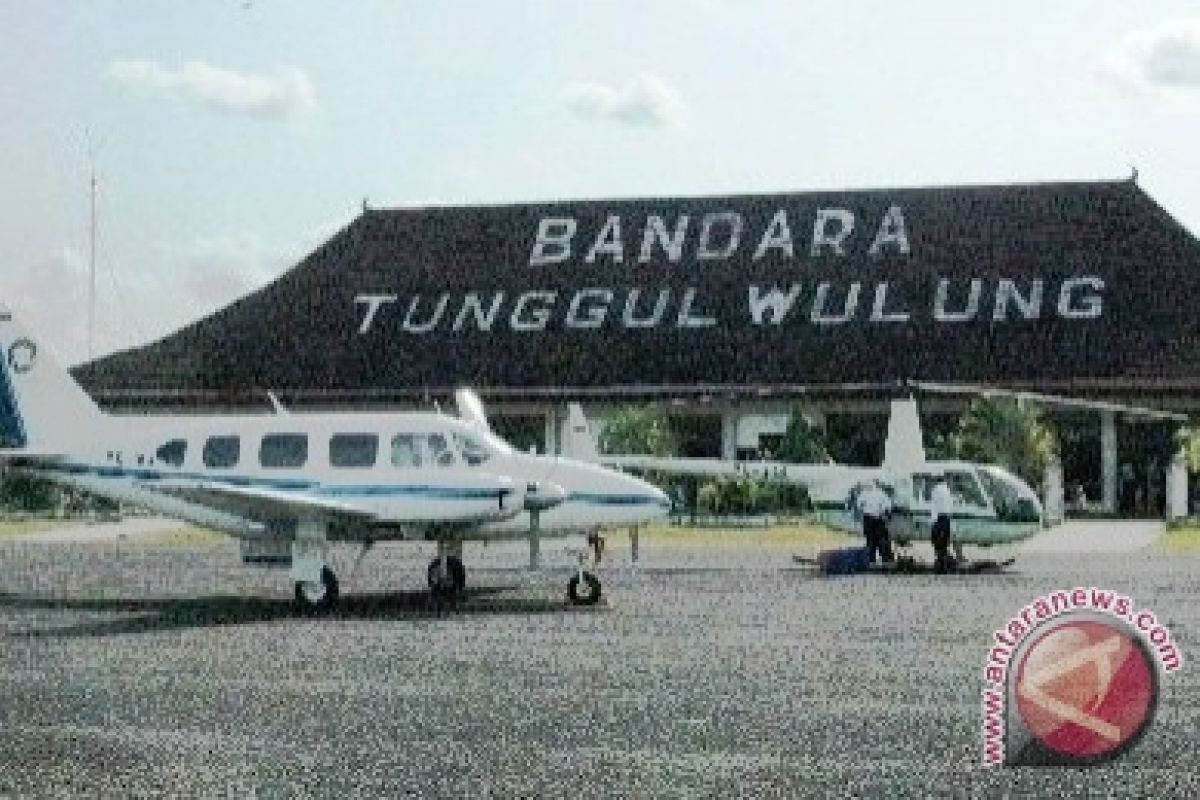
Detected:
left=1101, top=410, right=1118, bottom=514
left=630, top=525, right=639, bottom=564
left=88, top=165, right=97, bottom=360
left=527, top=510, right=540, bottom=570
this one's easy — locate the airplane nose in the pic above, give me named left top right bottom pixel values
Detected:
left=629, top=474, right=670, bottom=516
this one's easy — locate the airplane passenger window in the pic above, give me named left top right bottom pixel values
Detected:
left=427, top=433, right=456, bottom=468
left=330, top=433, right=378, bottom=468
left=202, top=436, right=240, bottom=469
left=391, top=434, right=422, bottom=468
left=913, top=474, right=934, bottom=502
left=155, top=439, right=186, bottom=467
left=260, top=433, right=308, bottom=469
left=454, top=433, right=489, bottom=467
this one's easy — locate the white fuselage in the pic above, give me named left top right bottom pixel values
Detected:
left=24, top=411, right=671, bottom=542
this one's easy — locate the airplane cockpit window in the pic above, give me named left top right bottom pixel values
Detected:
left=391, top=434, right=423, bottom=468
left=203, top=436, right=240, bottom=469
left=260, top=433, right=308, bottom=469
left=155, top=439, right=186, bottom=468
left=454, top=433, right=489, bottom=467
left=330, top=434, right=378, bottom=468
left=427, top=433, right=456, bottom=468
left=913, top=471, right=989, bottom=508
left=945, top=470, right=989, bottom=509
left=977, top=467, right=1042, bottom=523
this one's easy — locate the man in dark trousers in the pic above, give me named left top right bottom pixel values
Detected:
left=930, top=475, right=954, bottom=573
left=857, top=479, right=894, bottom=565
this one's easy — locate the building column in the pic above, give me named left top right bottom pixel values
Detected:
left=721, top=410, right=738, bottom=461
left=543, top=409, right=560, bottom=456
left=1169, top=450, right=1189, bottom=521
left=1101, top=410, right=1118, bottom=514
left=1043, top=456, right=1064, bottom=525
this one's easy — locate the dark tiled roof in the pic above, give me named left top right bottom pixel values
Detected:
left=72, top=179, right=1200, bottom=408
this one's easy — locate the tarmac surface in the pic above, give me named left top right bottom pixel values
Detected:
left=1, top=521, right=1198, bottom=797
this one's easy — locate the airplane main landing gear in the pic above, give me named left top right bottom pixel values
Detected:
left=427, top=540, right=466, bottom=599
left=566, top=546, right=602, bottom=606
left=426, top=555, right=466, bottom=597
left=291, top=521, right=339, bottom=612
left=295, top=566, right=339, bottom=612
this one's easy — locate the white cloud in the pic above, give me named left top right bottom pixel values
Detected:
left=1, top=247, right=91, bottom=366
left=2, top=216, right=352, bottom=366
left=562, top=73, right=687, bottom=128
left=108, top=59, right=316, bottom=119
left=160, top=233, right=293, bottom=306
left=1104, top=18, right=1200, bottom=95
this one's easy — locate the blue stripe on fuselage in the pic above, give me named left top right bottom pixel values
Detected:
left=568, top=492, right=671, bottom=508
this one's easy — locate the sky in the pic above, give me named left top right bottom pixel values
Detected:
left=2, top=1, right=1199, bottom=366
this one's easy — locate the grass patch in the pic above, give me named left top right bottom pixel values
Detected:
left=0, top=518, right=58, bottom=537
left=1158, top=526, right=1200, bottom=553
left=132, top=525, right=227, bottom=548
left=630, top=520, right=847, bottom=550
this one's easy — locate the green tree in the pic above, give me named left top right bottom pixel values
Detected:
left=598, top=405, right=678, bottom=456
left=1179, top=426, right=1200, bottom=472
left=0, top=472, right=60, bottom=512
left=775, top=404, right=831, bottom=463
left=949, top=397, right=1057, bottom=485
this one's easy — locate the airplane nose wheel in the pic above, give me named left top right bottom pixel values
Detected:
left=427, top=556, right=466, bottom=598
left=294, top=566, right=339, bottom=613
left=567, top=571, right=602, bottom=606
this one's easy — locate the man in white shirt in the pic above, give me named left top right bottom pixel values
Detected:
left=857, top=480, right=894, bottom=564
left=930, top=475, right=954, bottom=573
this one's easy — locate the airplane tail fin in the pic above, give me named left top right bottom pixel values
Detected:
left=881, top=397, right=926, bottom=473
left=0, top=308, right=107, bottom=456
left=562, top=403, right=599, bottom=462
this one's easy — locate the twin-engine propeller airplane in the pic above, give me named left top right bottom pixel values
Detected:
left=563, top=397, right=1047, bottom=557
left=0, top=309, right=670, bottom=610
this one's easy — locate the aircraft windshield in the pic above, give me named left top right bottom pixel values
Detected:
left=454, top=433, right=491, bottom=467
left=463, top=429, right=513, bottom=457
left=913, top=470, right=990, bottom=509
left=976, top=467, right=1043, bottom=523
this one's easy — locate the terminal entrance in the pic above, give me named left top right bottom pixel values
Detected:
left=1057, top=414, right=1101, bottom=514
left=1118, top=420, right=1177, bottom=518
left=1057, top=413, right=1178, bottom=518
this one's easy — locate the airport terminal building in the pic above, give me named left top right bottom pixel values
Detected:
left=74, top=178, right=1200, bottom=516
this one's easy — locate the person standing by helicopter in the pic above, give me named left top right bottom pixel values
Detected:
left=857, top=479, right=895, bottom=565
left=930, top=475, right=955, bottom=573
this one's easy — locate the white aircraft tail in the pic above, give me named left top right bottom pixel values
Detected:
left=562, top=403, right=599, bottom=462
left=881, top=397, right=926, bottom=473
left=0, top=309, right=107, bottom=455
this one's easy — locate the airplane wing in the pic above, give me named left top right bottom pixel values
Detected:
left=143, top=479, right=520, bottom=527
left=145, top=479, right=376, bottom=522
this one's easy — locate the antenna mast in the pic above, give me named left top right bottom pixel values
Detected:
left=88, top=160, right=97, bottom=360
